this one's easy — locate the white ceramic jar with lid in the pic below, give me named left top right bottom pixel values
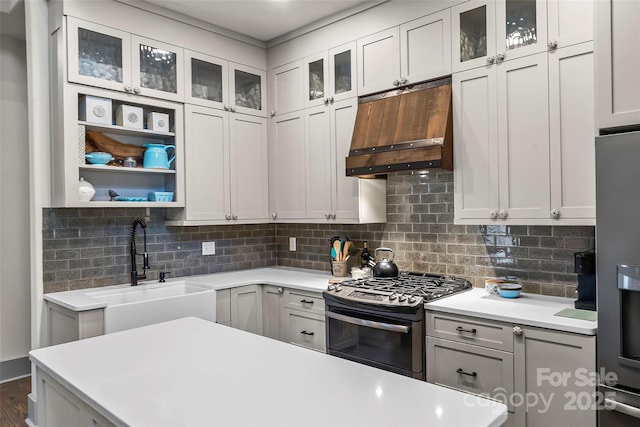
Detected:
left=78, top=177, right=95, bottom=202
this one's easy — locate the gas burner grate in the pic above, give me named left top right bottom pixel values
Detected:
left=339, top=272, right=472, bottom=302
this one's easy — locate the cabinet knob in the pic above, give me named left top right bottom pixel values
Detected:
left=513, top=326, right=523, bottom=336
left=230, top=107, right=236, bottom=113
left=499, top=210, right=508, bottom=219
left=223, top=105, right=229, bottom=111
left=331, top=213, right=336, bottom=219
left=277, top=287, right=284, bottom=294
left=133, top=87, right=141, bottom=94
left=324, top=98, right=329, bottom=106
left=271, top=213, right=277, bottom=219
left=393, top=79, right=400, bottom=86
left=124, top=85, right=133, bottom=92
left=496, top=53, right=505, bottom=62
left=325, top=213, right=331, bottom=219
left=551, top=209, right=560, bottom=219
left=548, top=40, right=558, bottom=51
left=486, top=56, right=496, bottom=64
left=329, top=96, right=335, bottom=103
left=225, top=214, right=232, bottom=220
left=400, top=78, right=408, bottom=85
left=490, top=210, right=499, bottom=219
left=232, top=214, right=238, bottom=220
left=270, top=111, right=276, bottom=117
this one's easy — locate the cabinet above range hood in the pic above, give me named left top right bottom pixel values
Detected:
left=346, top=76, right=452, bottom=177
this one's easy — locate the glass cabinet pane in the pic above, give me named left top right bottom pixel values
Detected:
left=77, top=28, right=123, bottom=82
left=308, top=58, right=325, bottom=101
left=139, top=44, right=178, bottom=93
left=333, top=50, right=352, bottom=95
left=460, top=5, right=487, bottom=62
left=235, top=69, right=262, bottom=111
left=191, top=58, right=223, bottom=102
left=505, top=0, right=537, bottom=50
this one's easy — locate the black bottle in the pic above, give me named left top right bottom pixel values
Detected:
left=361, top=241, right=371, bottom=268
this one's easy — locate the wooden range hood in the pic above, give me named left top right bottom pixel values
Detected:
left=346, top=76, right=452, bottom=177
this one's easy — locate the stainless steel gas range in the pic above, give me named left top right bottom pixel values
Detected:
left=323, top=272, right=472, bottom=380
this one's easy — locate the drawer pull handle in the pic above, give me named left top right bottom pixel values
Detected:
left=300, top=299, right=314, bottom=305
left=300, top=330, right=315, bottom=336
left=456, top=326, right=477, bottom=334
left=456, top=368, right=477, bottom=378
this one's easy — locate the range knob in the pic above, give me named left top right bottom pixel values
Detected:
left=327, top=284, right=336, bottom=292
left=398, top=294, right=407, bottom=302
left=408, top=295, right=417, bottom=304
left=335, top=285, right=343, bottom=292
left=389, top=292, right=397, bottom=301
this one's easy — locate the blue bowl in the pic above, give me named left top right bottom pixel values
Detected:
left=85, top=152, right=114, bottom=165
left=497, top=283, right=522, bottom=298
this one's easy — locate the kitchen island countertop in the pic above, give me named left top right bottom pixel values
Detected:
left=30, top=317, right=507, bottom=427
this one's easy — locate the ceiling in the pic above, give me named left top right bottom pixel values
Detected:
left=140, top=0, right=375, bottom=42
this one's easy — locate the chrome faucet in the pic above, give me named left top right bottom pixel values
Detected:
left=130, top=217, right=150, bottom=286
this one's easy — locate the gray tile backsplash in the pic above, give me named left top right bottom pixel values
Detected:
left=43, top=170, right=594, bottom=297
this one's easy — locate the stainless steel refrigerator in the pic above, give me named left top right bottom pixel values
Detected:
left=596, top=130, right=640, bottom=425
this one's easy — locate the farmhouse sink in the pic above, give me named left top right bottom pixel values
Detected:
left=85, top=281, right=217, bottom=334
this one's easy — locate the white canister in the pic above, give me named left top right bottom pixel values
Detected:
left=116, top=105, right=144, bottom=129
left=78, top=177, right=96, bottom=202
left=147, top=112, right=170, bottom=132
left=79, top=95, right=112, bottom=125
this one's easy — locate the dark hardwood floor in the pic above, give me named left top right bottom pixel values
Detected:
left=0, top=376, right=30, bottom=427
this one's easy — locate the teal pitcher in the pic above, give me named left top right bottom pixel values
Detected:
left=143, top=143, right=175, bottom=169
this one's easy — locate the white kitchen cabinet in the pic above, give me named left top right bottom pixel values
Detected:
left=46, top=303, right=104, bottom=346
left=281, top=288, right=325, bottom=352
left=262, top=285, right=284, bottom=341
left=426, top=311, right=596, bottom=427
left=399, top=9, right=452, bottom=86
left=454, top=53, right=550, bottom=223
left=595, top=0, right=640, bottom=130
left=268, top=60, right=305, bottom=116
left=230, top=285, right=263, bottom=335
left=49, top=83, right=184, bottom=208
left=67, top=16, right=184, bottom=102
left=548, top=42, right=595, bottom=221
left=304, top=41, right=357, bottom=108
left=229, top=62, right=267, bottom=117
left=166, top=104, right=268, bottom=224
left=357, top=9, right=452, bottom=95
left=272, top=97, right=386, bottom=223
left=513, top=325, right=596, bottom=427
left=547, top=0, right=594, bottom=49
left=452, top=0, right=546, bottom=73
left=269, top=111, right=307, bottom=220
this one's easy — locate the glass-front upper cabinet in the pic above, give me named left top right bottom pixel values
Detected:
left=67, top=17, right=184, bottom=102
left=184, top=50, right=228, bottom=110
left=304, top=41, right=356, bottom=108
left=67, top=17, right=133, bottom=93
left=452, top=0, right=546, bottom=72
left=229, top=63, right=267, bottom=117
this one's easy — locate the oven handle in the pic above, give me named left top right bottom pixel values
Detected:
left=605, top=398, right=640, bottom=419
left=326, top=311, right=411, bottom=333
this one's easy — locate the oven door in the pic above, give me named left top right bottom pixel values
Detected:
left=325, top=307, right=424, bottom=379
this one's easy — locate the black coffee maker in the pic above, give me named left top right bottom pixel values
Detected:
left=574, top=249, right=596, bottom=311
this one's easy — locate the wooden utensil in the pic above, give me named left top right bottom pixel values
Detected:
left=333, top=240, right=342, bottom=261
left=342, top=241, right=353, bottom=260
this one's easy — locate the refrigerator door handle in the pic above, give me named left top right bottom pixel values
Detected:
left=605, top=398, right=640, bottom=419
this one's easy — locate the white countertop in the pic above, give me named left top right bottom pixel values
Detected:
left=44, top=267, right=333, bottom=311
left=30, top=317, right=507, bottom=427
left=426, top=288, right=597, bottom=335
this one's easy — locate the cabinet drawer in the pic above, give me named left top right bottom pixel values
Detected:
left=283, top=309, right=326, bottom=352
left=426, top=311, right=513, bottom=352
left=426, top=337, right=514, bottom=411
left=284, top=289, right=324, bottom=314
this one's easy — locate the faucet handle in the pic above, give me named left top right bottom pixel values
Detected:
left=159, top=271, right=171, bottom=283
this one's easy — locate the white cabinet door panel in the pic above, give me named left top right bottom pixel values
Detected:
left=230, top=285, right=263, bottom=335
left=305, top=105, right=332, bottom=219
left=269, top=60, right=304, bottom=116
left=357, top=27, right=400, bottom=95
left=269, top=112, right=306, bottom=219
left=332, top=98, right=360, bottom=220
left=184, top=105, right=229, bottom=221
left=547, top=0, right=594, bottom=48
left=452, top=0, right=497, bottom=73
left=230, top=115, right=269, bottom=220
left=400, top=9, right=451, bottom=83
left=549, top=43, right=595, bottom=221
left=453, top=67, right=499, bottom=220
left=496, top=53, right=550, bottom=220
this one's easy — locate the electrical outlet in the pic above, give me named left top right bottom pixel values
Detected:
left=202, top=241, right=216, bottom=255
left=289, top=237, right=297, bottom=251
